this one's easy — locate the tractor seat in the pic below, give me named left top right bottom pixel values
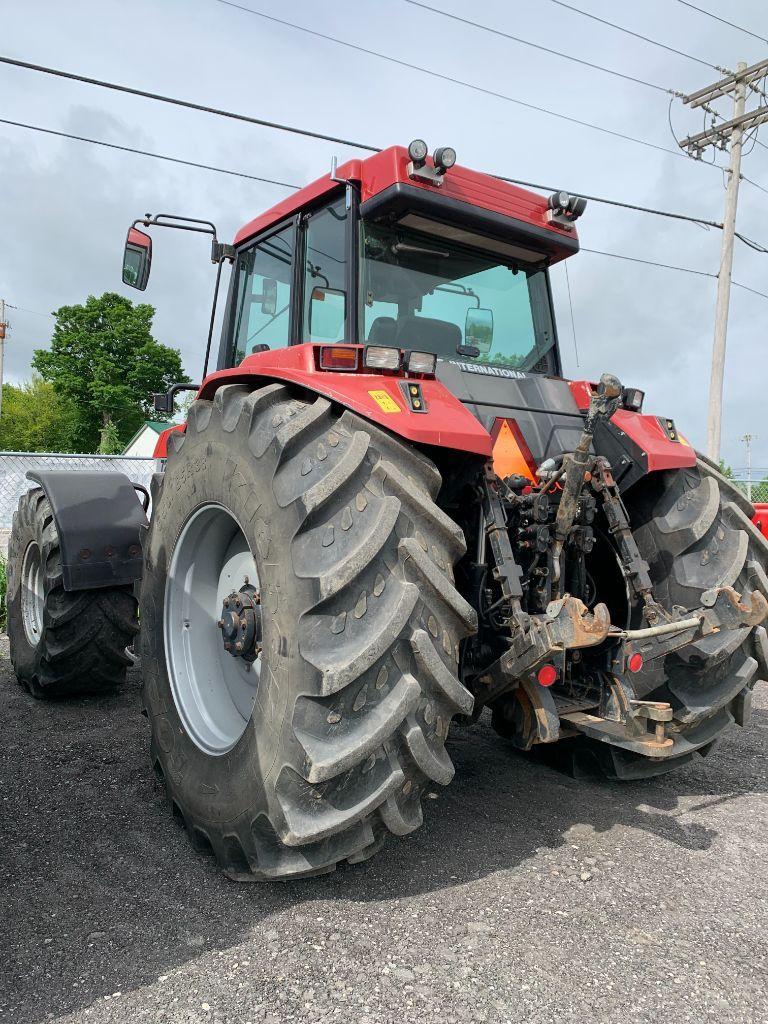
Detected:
left=367, top=316, right=397, bottom=346
left=395, top=315, right=461, bottom=359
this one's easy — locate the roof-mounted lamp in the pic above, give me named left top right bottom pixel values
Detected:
left=546, top=191, right=588, bottom=231
left=406, top=139, right=457, bottom=187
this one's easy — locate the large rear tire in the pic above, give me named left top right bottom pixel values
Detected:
left=140, top=383, right=476, bottom=879
left=7, top=488, right=138, bottom=698
left=574, top=458, right=768, bottom=780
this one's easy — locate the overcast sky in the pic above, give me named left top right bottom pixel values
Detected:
left=2, top=0, right=767, bottom=471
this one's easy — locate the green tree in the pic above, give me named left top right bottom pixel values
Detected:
left=97, top=417, right=123, bottom=454
left=0, top=377, right=84, bottom=452
left=32, top=292, right=187, bottom=451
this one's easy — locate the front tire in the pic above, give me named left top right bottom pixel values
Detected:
left=7, top=488, right=138, bottom=698
left=141, top=383, right=476, bottom=879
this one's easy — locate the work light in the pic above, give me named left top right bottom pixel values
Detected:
left=433, top=146, right=457, bottom=171
left=364, top=346, right=401, bottom=371
left=621, top=387, right=645, bottom=412
left=405, top=350, right=437, bottom=376
left=408, top=139, right=428, bottom=168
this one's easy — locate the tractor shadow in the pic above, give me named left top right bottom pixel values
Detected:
left=2, top=662, right=766, bottom=1023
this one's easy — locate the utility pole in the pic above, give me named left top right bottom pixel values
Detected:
left=678, top=58, right=768, bottom=463
left=742, top=432, right=756, bottom=502
left=0, top=298, right=6, bottom=421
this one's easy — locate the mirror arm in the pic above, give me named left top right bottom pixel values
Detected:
left=135, top=215, right=235, bottom=266
left=211, top=240, right=236, bottom=264
left=130, top=213, right=236, bottom=385
left=152, top=383, right=200, bottom=416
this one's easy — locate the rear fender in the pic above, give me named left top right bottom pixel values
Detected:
left=194, top=343, right=492, bottom=457
left=569, top=379, right=696, bottom=490
left=27, top=470, right=148, bottom=591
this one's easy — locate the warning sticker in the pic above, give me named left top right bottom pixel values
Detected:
left=368, top=390, right=401, bottom=413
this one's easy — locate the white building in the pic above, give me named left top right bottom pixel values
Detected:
left=122, top=421, right=167, bottom=457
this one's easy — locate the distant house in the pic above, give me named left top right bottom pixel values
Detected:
left=122, top=421, right=167, bottom=457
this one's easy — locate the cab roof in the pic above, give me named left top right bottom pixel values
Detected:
left=233, top=145, right=579, bottom=264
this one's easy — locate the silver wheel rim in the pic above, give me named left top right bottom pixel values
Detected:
left=164, top=504, right=261, bottom=755
left=21, top=542, right=45, bottom=647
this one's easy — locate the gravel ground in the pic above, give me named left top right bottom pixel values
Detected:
left=2, top=648, right=767, bottom=1024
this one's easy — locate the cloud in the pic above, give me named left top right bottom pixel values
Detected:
left=1, top=0, right=766, bottom=472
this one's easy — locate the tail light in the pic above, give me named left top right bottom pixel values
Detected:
left=319, top=345, right=359, bottom=371
left=537, top=664, right=558, bottom=687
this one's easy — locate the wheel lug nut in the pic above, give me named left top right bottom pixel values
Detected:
left=235, top=641, right=244, bottom=652
left=223, top=598, right=230, bottom=608
left=217, top=619, right=225, bottom=629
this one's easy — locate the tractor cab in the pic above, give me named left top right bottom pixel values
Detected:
left=215, top=142, right=582, bottom=382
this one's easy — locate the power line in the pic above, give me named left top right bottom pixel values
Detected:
left=581, top=246, right=717, bottom=278
left=735, top=231, right=768, bottom=254
left=583, top=247, right=768, bottom=300
left=212, top=1, right=687, bottom=159
left=0, top=115, right=724, bottom=233
left=546, top=0, right=728, bottom=72
left=732, top=279, right=768, bottom=300
left=676, top=1, right=768, bottom=46
left=3, top=36, right=761, bottom=181
left=6, top=302, right=52, bottom=316
left=563, top=261, right=580, bottom=366
left=0, top=54, right=381, bottom=153
left=0, top=117, right=298, bottom=188
left=6, top=115, right=768, bottom=253
left=401, top=0, right=673, bottom=94
left=742, top=172, right=768, bottom=196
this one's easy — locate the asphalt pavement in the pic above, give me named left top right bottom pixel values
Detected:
left=2, top=648, right=767, bottom=1024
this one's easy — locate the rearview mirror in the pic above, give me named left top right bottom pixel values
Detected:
left=259, top=278, right=277, bottom=316
left=123, top=227, right=152, bottom=291
left=308, top=287, right=346, bottom=341
left=465, top=307, right=493, bottom=354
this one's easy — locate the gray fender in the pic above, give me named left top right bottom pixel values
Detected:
left=27, top=470, right=149, bottom=591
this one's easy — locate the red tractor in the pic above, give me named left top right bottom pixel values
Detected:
left=8, top=142, right=768, bottom=880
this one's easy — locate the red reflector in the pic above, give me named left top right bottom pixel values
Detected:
left=319, top=345, right=359, bottom=371
left=537, top=664, right=558, bottom=687
left=628, top=653, right=644, bottom=674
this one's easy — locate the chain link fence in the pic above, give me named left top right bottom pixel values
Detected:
left=0, top=454, right=764, bottom=558
left=732, top=479, right=768, bottom=504
left=0, top=453, right=154, bottom=549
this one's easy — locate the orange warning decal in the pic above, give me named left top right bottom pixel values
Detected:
left=491, top=419, right=537, bottom=482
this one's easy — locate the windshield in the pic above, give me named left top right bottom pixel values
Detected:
left=359, top=221, right=557, bottom=371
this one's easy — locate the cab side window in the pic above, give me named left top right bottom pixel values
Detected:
left=303, top=197, right=347, bottom=342
left=230, top=222, right=295, bottom=365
